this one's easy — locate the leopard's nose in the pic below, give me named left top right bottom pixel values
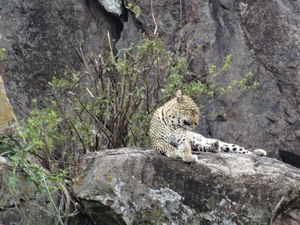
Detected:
left=183, top=120, right=191, bottom=126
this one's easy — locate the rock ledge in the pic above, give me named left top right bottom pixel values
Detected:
left=73, top=148, right=300, bottom=225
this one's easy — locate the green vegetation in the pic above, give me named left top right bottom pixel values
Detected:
left=0, top=48, right=5, bottom=60
left=126, top=3, right=141, bottom=18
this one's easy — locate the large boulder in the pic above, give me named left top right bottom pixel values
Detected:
left=73, top=148, right=300, bottom=225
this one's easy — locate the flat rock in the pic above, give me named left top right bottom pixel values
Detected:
left=73, top=148, right=300, bottom=225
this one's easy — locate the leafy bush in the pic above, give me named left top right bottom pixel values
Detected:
left=49, top=36, right=210, bottom=152
left=48, top=36, right=247, bottom=152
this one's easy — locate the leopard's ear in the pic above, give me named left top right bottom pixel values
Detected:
left=176, top=90, right=184, bottom=102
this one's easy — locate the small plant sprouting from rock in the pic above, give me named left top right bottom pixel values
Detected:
left=126, top=3, right=141, bottom=18
left=0, top=48, right=5, bottom=60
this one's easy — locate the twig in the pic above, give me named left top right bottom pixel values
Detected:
left=150, top=0, right=158, bottom=35
left=107, top=31, right=116, bottom=64
left=41, top=176, right=64, bottom=225
left=179, top=0, right=183, bottom=29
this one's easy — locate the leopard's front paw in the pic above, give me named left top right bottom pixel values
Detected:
left=166, top=151, right=182, bottom=159
left=253, top=149, right=267, bottom=156
left=183, top=154, right=198, bottom=163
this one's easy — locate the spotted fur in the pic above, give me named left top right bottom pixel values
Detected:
left=149, top=90, right=267, bottom=163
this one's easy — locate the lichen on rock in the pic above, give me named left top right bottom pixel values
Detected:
left=0, top=75, right=18, bottom=134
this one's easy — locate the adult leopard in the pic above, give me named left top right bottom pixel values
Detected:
left=149, top=90, right=267, bottom=162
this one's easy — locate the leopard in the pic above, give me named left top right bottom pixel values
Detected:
left=149, top=90, right=267, bottom=163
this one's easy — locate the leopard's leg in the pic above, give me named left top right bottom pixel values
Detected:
left=177, top=140, right=198, bottom=163
left=253, top=149, right=267, bottom=156
left=185, top=131, right=220, bottom=152
left=187, top=131, right=266, bottom=156
left=152, top=141, right=182, bottom=159
left=217, top=140, right=267, bottom=156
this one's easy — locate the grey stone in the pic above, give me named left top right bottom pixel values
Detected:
left=73, top=148, right=300, bottom=225
left=0, top=0, right=122, bottom=118
left=98, top=0, right=123, bottom=16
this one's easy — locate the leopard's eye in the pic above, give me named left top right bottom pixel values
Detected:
left=183, top=120, right=191, bottom=126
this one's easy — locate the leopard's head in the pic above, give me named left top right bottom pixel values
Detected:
left=168, top=90, right=200, bottom=130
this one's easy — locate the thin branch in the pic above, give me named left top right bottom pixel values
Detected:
left=151, top=0, right=158, bottom=35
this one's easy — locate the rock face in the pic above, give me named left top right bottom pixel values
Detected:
left=98, top=0, right=123, bottom=16
left=0, top=0, right=122, bottom=118
left=117, top=0, right=300, bottom=159
left=73, top=148, right=300, bottom=225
